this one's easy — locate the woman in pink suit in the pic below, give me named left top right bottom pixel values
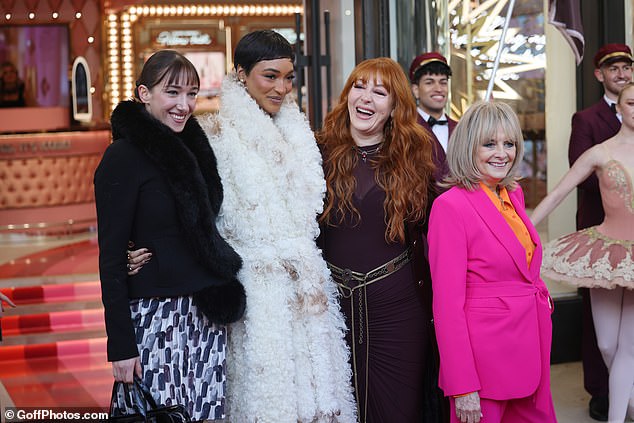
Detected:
left=428, top=101, right=556, bottom=423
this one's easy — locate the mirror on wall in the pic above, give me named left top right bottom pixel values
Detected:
left=0, top=24, right=70, bottom=108
left=71, top=56, right=91, bottom=122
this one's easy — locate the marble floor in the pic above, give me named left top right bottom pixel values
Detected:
left=0, top=232, right=630, bottom=423
left=552, top=361, right=600, bottom=423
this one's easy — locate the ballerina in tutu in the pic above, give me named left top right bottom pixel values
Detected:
left=531, top=81, right=634, bottom=423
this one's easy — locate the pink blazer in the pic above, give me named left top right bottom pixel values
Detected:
left=428, top=185, right=553, bottom=400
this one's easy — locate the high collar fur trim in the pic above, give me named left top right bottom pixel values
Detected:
left=110, top=100, right=242, bottom=283
left=201, top=75, right=326, bottom=250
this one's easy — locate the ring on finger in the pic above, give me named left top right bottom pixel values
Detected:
left=127, top=264, right=132, bottom=271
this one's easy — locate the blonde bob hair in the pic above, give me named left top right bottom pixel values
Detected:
left=443, top=100, right=524, bottom=191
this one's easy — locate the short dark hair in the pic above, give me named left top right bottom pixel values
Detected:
left=412, top=61, right=452, bottom=84
left=233, top=30, right=294, bottom=74
left=135, top=50, right=199, bottom=100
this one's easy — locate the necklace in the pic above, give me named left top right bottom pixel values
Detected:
left=495, top=185, right=506, bottom=209
left=353, top=143, right=383, bottom=162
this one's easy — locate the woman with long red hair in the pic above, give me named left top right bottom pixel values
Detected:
left=317, top=57, right=438, bottom=422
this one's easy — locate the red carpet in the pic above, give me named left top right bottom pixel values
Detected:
left=0, top=338, right=112, bottom=409
left=0, top=237, right=111, bottom=410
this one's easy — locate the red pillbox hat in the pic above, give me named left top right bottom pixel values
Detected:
left=409, top=52, right=449, bottom=82
left=594, top=43, right=633, bottom=68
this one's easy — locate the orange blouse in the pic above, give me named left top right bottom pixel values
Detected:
left=481, top=183, right=535, bottom=266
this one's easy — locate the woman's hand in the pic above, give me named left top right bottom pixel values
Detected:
left=112, top=356, right=142, bottom=383
left=0, top=292, right=16, bottom=317
left=454, top=391, right=482, bottom=423
left=126, top=241, right=152, bottom=275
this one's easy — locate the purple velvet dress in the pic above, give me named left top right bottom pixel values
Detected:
left=321, top=148, right=429, bottom=422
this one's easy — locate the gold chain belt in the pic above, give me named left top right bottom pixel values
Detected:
left=326, top=247, right=413, bottom=298
left=327, top=247, right=412, bottom=422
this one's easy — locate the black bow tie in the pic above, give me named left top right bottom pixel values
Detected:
left=427, top=116, right=448, bottom=126
left=610, top=103, right=617, bottom=113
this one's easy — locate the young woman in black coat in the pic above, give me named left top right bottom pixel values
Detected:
left=94, top=50, right=244, bottom=421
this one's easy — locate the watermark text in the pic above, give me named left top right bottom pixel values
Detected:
left=3, top=407, right=108, bottom=422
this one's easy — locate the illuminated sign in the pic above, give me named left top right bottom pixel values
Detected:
left=156, top=30, right=212, bottom=46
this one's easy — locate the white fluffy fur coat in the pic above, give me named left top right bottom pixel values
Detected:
left=200, top=75, right=356, bottom=423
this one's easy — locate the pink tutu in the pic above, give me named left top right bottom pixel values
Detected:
left=541, top=227, right=634, bottom=289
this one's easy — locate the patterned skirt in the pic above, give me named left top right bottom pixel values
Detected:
left=122, top=296, right=227, bottom=421
left=541, top=226, right=634, bottom=289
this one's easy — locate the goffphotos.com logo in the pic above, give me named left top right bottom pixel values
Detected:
left=3, top=407, right=108, bottom=422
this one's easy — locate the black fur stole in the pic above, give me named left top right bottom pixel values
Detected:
left=110, top=100, right=245, bottom=323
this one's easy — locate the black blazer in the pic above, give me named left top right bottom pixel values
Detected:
left=95, top=101, right=242, bottom=362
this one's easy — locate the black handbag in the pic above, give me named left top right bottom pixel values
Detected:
left=109, top=376, right=191, bottom=423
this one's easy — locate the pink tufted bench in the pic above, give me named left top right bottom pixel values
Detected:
left=0, top=130, right=110, bottom=234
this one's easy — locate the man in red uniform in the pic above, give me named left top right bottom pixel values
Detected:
left=409, top=52, right=458, bottom=182
left=568, top=42, right=633, bottom=422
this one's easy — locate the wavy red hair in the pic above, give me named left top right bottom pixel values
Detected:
left=317, top=57, right=435, bottom=243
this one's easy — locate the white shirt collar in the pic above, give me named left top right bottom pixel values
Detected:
left=417, top=108, right=449, bottom=152
left=604, top=94, right=621, bottom=122
left=417, top=108, right=448, bottom=122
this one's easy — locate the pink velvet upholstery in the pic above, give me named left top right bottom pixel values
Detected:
left=2, top=156, right=101, bottom=208
left=0, top=130, right=110, bottom=232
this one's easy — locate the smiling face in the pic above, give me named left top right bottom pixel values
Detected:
left=238, top=58, right=294, bottom=115
left=412, top=73, right=448, bottom=117
left=347, top=76, right=394, bottom=145
left=138, top=74, right=198, bottom=133
left=476, top=126, right=517, bottom=190
left=595, top=60, right=633, bottom=99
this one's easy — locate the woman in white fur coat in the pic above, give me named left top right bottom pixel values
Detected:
left=129, top=30, right=356, bottom=423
